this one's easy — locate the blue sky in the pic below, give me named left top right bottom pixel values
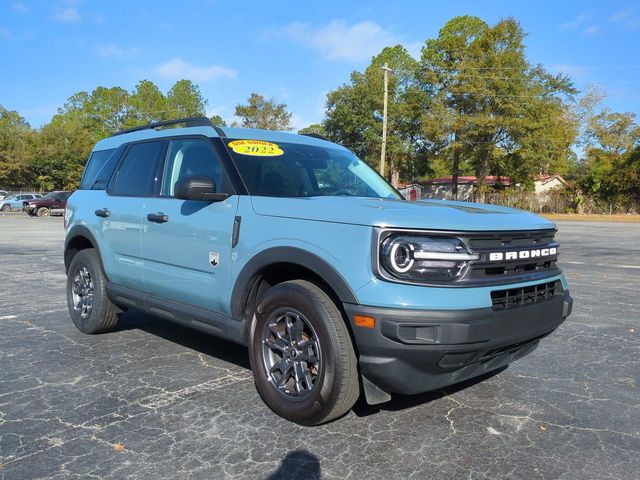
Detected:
left=1, top=0, right=639, bottom=131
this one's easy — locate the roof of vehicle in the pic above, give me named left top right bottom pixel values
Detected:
left=92, top=118, right=347, bottom=153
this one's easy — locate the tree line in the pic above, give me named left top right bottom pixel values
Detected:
left=0, top=15, right=638, bottom=208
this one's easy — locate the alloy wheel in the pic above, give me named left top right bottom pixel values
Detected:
left=261, top=308, right=323, bottom=400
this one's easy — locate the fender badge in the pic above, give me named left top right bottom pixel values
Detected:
left=209, top=252, right=219, bottom=268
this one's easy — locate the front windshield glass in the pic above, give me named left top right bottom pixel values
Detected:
left=43, top=192, right=57, bottom=199
left=227, top=139, right=401, bottom=199
left=4, top=194, right=16, bottom=200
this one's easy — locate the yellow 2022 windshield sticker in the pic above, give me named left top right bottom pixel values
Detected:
left=228, top=140, right=284, bottom=157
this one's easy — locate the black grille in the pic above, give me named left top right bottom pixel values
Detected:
left=491, top=281, right=560, bottom=310
left=463, top=229, right=560, bottom=284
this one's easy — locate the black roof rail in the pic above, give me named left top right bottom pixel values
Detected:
left=300, top=132, right=330, bottom=141
left=110, top=117, right=214, bottom=137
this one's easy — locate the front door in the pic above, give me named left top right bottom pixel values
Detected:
left=141, top=137, right=238, bottom=315
left=101, top=140, right=164, bottom=290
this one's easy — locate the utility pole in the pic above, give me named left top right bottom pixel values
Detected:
left=379, top=63, right=392, bottom=178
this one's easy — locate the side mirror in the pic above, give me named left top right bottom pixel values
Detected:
left=174, top=175, right=230, bottom=202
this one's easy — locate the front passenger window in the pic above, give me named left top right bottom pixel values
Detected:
left=162, top=139, right=227, bottom=197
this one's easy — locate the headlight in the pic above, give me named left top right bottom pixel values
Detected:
left=379, top=232, right=479, bottom=283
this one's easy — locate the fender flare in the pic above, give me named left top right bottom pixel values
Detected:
left=64, top=225, right=102, bottom=272
left=230, top=246, right=359, bottom=321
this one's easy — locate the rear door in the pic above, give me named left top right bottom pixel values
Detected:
left=100, top=140, right=164, bottom=290
left=140, top=136, right=239, bottom=314
left=51, top=192, right=71, bottom=213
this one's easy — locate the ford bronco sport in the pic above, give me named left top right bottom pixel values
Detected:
left=64, top=117, right=572, bottom=425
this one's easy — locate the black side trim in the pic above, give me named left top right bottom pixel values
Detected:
left=64, top=225, right=102, bottom=272
left=105, top=283, right=245, bottom=345
left=213, top=126, right=227, bottom=138
left=232, top=216, right=241, bottom=248
left=230, top=247, right=359, bottom=320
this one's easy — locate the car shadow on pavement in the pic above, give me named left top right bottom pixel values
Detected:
left=114, top=310, right=251, bottom=370
left=266, top=450, right=321, bottom=480
left=112, top=310, right=506, bottom=419
left=352, top=366, right=507, bottom=417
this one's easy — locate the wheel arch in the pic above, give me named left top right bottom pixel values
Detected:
left=231, top=247, right=359, bottom=329
left=64, top=225, right=103, bottom=274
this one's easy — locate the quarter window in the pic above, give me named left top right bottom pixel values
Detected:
left=113, top=142, right=163, bottom=196
left=162, top=139, right=227, bottom=196
left=80, top=148, right=116, bottom=190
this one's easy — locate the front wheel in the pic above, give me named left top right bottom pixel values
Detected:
left=0, top=204, right=10, bottom=211
left=249, top=280, right=359, bottom=425
left=66, top=248, right=119, bottom=334
left=36, top=207, right=50, bottom=217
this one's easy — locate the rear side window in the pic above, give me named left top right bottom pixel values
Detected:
left=112, top=142, right=163, bottom=196
left=80, top=149, right=116, bottom=190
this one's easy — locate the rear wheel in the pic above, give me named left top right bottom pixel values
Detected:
left=249, top=280, right=359, bottom=425
left=36, top=207, right=50, bottom=217
left=66, top=248, right=119, bottom=334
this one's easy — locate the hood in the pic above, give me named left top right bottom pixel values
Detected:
left=250, top=196, right=555, bottom=231
left=26, top=198, right=50, bottom=206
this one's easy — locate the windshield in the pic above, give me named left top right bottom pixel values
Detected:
left=4, top=194, right=16, bottom=200
left=227, top=139, right=401, bottom=199
left=43, top=192, right=57, bottom=199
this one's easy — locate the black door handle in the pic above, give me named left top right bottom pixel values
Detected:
left=147, top=212, right=169, bottom=223
left=95, top=208, right=110, bottom=218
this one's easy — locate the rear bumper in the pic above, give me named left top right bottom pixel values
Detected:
left=344, top=291, right=572, bottom=396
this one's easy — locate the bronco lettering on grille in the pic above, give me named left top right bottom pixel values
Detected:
left=489, top=247, right=557, bottom=262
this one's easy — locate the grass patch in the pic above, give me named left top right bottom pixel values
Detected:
left=543, top=214, right=640, bottom=223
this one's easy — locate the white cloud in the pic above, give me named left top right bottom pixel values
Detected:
left=610, top=7, right=634, bottom=22
left=155, top=58, right=237, bottom=82
left=553, top=64, right=589, bottom=78
left=284, top=20, right=397, bottom=61
left=51, top=7, right=81, bottom=23
left=609, top=5, right=640, bottom=29
left=97, top=44, right=140, bottom=60
left=0, top=27, right=13, bottom=40
left=10, top=2, right=30, bottom=14
left=560, top=11, right=593, bottom=31
left=584, top=25, right=600, bottom=35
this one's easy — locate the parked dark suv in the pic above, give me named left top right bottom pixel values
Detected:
left=24, top=191, right=72, bottom=217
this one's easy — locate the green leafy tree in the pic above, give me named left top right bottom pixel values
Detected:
left=298, top=124, right=326, bottom=136
left=0, top=105, right=31, bottom=187
left=27, top=113, right=95, bottom=189
left=209, top=114, right=227, bottom=127
left=581, top=110, right=640, bottom=203
left=234, top=93, right=292, bottom=130
left=166, top=80, right=207, bottom=118
left=419, top=16, right=577, bottom=194
left=324, top=45, right=425, bottom=185
left=127, top=79, right=168, bottom=125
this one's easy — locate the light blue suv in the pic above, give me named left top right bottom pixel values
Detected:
left=64, top=117, right=572, bottom=425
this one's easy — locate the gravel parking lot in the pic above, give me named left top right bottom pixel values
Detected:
left=0, top=215, right=638, bottom=479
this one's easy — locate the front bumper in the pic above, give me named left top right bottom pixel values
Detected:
left=344, top=291, right=572, bottom=398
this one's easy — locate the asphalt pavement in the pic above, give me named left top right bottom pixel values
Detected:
left=0, top=215, right=638, bottom=479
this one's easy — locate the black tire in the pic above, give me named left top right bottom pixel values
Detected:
left=66, top=248, right=119, bottom=334
left=0, top=204, right=10, bottom=211
left=36, top=207, right=50, bottom=217
left=249, top=280, right=359, bottom=425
